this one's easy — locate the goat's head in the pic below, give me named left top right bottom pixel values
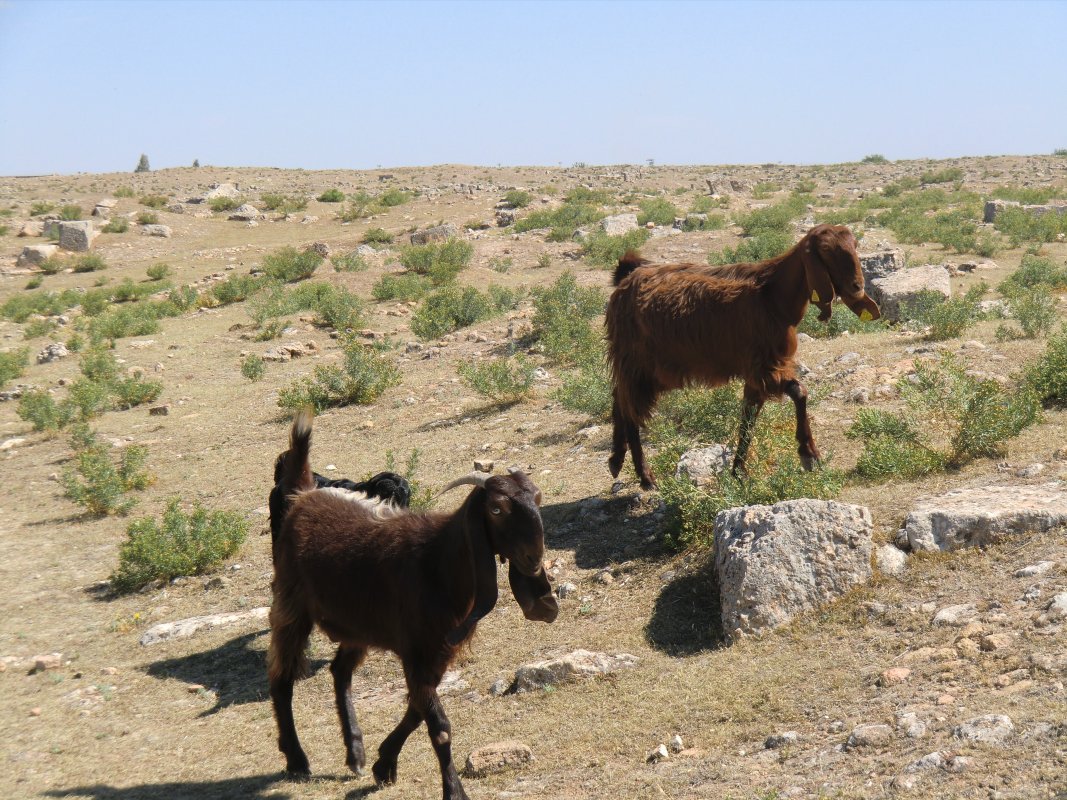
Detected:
left=441, top=468, right=559, bottom=624
left=801, top=224, right=881, bottom=323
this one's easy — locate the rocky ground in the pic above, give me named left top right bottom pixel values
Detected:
left=0, top=156, right=1065, bottom=799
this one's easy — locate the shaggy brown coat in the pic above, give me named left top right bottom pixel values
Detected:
left=605, top=223, right=880, bottom=488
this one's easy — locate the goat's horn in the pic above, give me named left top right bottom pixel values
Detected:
left=439, top=472, right=490, bottom=495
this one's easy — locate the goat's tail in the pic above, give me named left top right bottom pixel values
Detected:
left=614, top=250, right=648, bottom=286
left=282, top=409, right=315, bottom=496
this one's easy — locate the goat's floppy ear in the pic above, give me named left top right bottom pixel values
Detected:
left=508, top=562, right=559, bottom=624
left=802, top=232, right=836, bottom=322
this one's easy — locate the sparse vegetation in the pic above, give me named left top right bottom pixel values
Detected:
left=139, top=195, right=168, bottom=209
left=110, top=497, right=248, bottom=592
left=361, top=227, right=394, bottom=245
left=241, top=354, right=265, bottom=381
left=58, top=204, right=84, bottom=220
left=277, top=339, right=401, bottom=412
left=504, top=190, right=533, bottom=208
left=861, top=154, right=889, bottom=164
left=458, top=354, right=536, bottom=404
left=513, top=191, right=607, bottom=240
left=261, top=246, right=323, bottom=283
left=331, top=252, right=369, bottom=272
left=921, top=166, right=964, bottom=184
left=0, top=348, right=29, bottom=388
left=410, top=284, right=519, bottom=340
left=399, top=238, right=474, bottom=285
left=73, top=254, right=107, bottom=273
left=260, top=193, right=308, bottom=213
left=30, top=201, right=56, bottom=216
left=636, top=197, right=678, bottom=227
left=1025, top=325, right=1067, bottom=406
left=317, top=188, right=346, bottom=203
left=371, top=272, right=433, bottom=302
left=530, top=272, right=604, bottom=364
left=136, top=211, right=159, bottom=225
left=902, top=283, right=987, bottom=341
left=994, top=206, right=1067, bottom=245
left=114, top=186, right=135, bottom=198
left=146, top=263, right=172, bottom=281
left=62, top=426, right=152, bottom=516
left=102, top=217, right=129, bottom=233
left=581, top=229, right=651, bottom=268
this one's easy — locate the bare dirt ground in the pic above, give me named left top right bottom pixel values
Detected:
left=0, top=157, right=1065, bottom=800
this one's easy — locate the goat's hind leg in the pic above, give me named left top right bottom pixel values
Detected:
left=783, top=378, right=820, bottom=470
left=267, top=607, right=314, bottom=775
left=608, top=399, right=629, bottom=479
left=731, top=386, right=765, bottom=478
left=330, top=644, right=368, bottom=775
left=416, top=685, right=469, bottom=800
left=372, top=705, right=423, bottom=786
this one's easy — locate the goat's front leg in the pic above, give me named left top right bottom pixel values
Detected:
left=783, top=378, right=820, bottom=470
left=732, top=386, right=764, bottom=477
left=372, top=705, right=423, bottom=787
left=608, top=398, right=629, bottom=479
left=417, top=687, right=469, bottom=800
left=330, top=644, right=367, bottom=775
left=268, top=609, right=313, bottom=775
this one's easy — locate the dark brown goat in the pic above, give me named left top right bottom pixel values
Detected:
left=268, top=412, right=558, bottom=800
left=605, top=223, right=880, bottom=488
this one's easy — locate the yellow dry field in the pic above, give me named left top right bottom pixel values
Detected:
left=0, top=158, right=1065, bottom=800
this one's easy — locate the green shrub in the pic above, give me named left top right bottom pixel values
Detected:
left=847, top=409, right=946, bottom=479
left=399, top=238, right=473, bottom=285
left=458, top=354, right=535, bottom=403
left=902, top=283, right=986, bottom=341
left=211, top=274, right=263, bottom=305
left=751, top=182, right=780, bottom=199
left=709, top=230, right=793, bottom=265
left=114, top=187, right=135, bottom=198
left=262, top=247, right=322, bottom=283
left=683, top=212, right=727, bottom=231
left=999, top=254, right=1067, bottom=297
left=690, top=195, right=729, bottom=213
left=58, top=204, right=84, bottom=221
left=1025, top=326, right=1067, bottom=406
left=317, top=188, right=346, bottom=203
left=372, top=272, right=433, bottom=302
left=137, top=211, right=159, bottom=225
left=552, top=357, right=612, bottom=420
left=488, top=256, right=513, bottom=273
left=331, top=252, right=369, bottom=272
left=736, top=196, right=808, bottom=236
left=1, top=287, right=82, bottom=322
left=139, top=194, right=168, bottom=209
left=102, top=217, right=129, bottom=233
left=647, top=386, right=843, bottom=549
left=637, top=197, right=679, bottom=227
left=410, top=284, right=516, bottom=340
left=378, top=188, right=411, bottom=207
left=535, top=253, right=552, bottom=269
left=260, top=193, right=307, bottom=213
left=24, top=276, right=43, bottom=290
left=996, top=288, right=1058, bottom=340
left=994, top=206, right=1067, bottom=245
left=30, top=201, right=56, bottom=216
left=581, top=229, right=651, bottom=268
left=504, top=190, right=533, bottom=208
left=88, top=304, right=162, bottom=342
left=112, top=376, right=163, bottom=409
left=17, top=389, right=74, bottom=432
left=1055, top=149, right=1067, bottom=157
left=110, top=497, right=248, bottom=592
left=362, top=227, right=394, bottom=245
left=62, top=427, right=151, bottom=516
left=794, top=179, right=817, bottom=194
left=862, top=154, right=889, bottom=164
left=531, top=272, right=604, bottom=364
left=337, top=192, right=376, bottom=222
left=383, top=448, right=435, bottom=512
left=39, top=255, right=65, bottom=275
left=208, top=196, right=242, bottom=212
left=277, top=339, right=401, bottom=412
left=514, top=198, right=604, bottom=240
left=296, top=283, right=365, bottom=331
left=990, top=186, right=1066, bottom=205
left=0, top=348, right=29, bottom=388
left=23, top=317, right=58, bottom=338
left=921, top=167, right=964, bottom=185
left=146, top=263, right=172, bottom=281
left=241, top=354, right=265, bottom=381
left=73, top=254, right=107, bottom=273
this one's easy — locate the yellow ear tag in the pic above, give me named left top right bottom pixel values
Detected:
left=810, top=290, right=820, bottom=302
left=859, top=309, right=873, bottom=321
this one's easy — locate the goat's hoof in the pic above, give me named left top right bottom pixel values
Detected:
left=284, top=759, right=311, bottom=778
left=799, top=453, right=820, bottom=472
left=639, top=476, right=656, bottom=491
left=346, top=744, right=366, bottom=775
left=608, top=456, right=624, bottom=479
left=372, top=759, right=397, bottom=786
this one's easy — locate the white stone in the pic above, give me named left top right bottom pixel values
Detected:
left=600, top=213, right=639, bottom=236
left=17, top=244, right=58, bottom=266
left=953, top=714, right=1015, bottom=746
left=676, top=445, right=733, bottom=484
left=875, top=544, right=907, bottom=576
left=932, top=603, right=978, bottom=626
left=139, top=607, right=269, bottom=646
left=463, top=741, right=532, bottom=777
left=715, top=500, right=873, bottom=639
left=869, top=264, right=952, bottom=323
left=512, top=649, right=638, bottom=692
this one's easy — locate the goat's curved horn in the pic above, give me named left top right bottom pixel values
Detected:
left=439, top=472, right=490, bottom=495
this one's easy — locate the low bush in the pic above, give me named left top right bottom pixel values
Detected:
left=102, top=217, right=129, bottom=233
left=73, top=254, right=107, bottom=273
left=146, top=263, right=172, bottom=281
left=581, top=229, right=651, bottom=268
left=24, top=318, right=58, bottom=338
left=921, top=167, right=964, bottom=184
left=751, top=181, right=780, bottom=199
left=0, top=348, right=29, bottom=388
left=996, top=288, right=1058, bottom=340
left=410, top=284, right=519, bottom=340
left=637, top=197, right=679, bottom=227
left=709, top=230, right=793, bottom=265
left=331, top=252, right=369, bottom=272
left=378, top=188, right=412, bottom=207
left=261, top=246, right=323, bottom=282
left=862, top=154, right=889, bottom=164
left=902, top=283, right=986, bottom=341
left=1025, top=326, right=1067, bottom=406
left=137, top=211, right=159, bottom=225
left=372, top=272, right=433, bottom=302
left=114, top=187, right=135, bottom=198
left=1, top=288, right=83, bottom=323
left=24, top=276, right=43, bottom=290
left=241, top=354, right=265, bottom=381
left=399, top=238, right=473, bottom=285
left=796, top=300, right=886, bottom=338
left=277, top=339, right=401, bottom=412
left=552, top=356, right=613, bottom=420
left=514, top=198, right=604, bottom=240
left=210, top=274, right=263, bottom=306
left=139, top=195, right=168, bottom=209
left=260, top=193, right=308, bottom=213
left=999, top=254, right=1067, bottom=297
left=317, top=188, right=346, bottom=203
left=362, top=227, right=394, bottom=245
left=458, top=354, right=535, bottom=404
left=504, top=190, right=533, bottom=208
left=682, top=212, right=727, bottom=231
left=62, top=426, right=151, bottom=516
left=88, top=305, right=162, bottom=342
left=735, top=196, right=807, bottom=236
left=530, top=272, right=604, bottom=364
left=30, top=201, right=56, bottom=216
left=59, top=204, right=84, bottom=220
left=208, top=196, right=242, bottom=212
left=994, top=206, right=1067, bottom=245
left=110, top=497, right=248, bottom=593
left=39, top=255, right=65, bottom=275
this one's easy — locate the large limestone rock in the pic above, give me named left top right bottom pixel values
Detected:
left=17, top=244, right=58, bottom=267
left=141, top=224, right=172, bottom=238
left=58, top=220, right=97, bottom=252
left=901, top=483, right=1067, bottom=552
left=199, top=183, right=240, bottom=202
left=227, top=204, right=262, bottom=221
left=463, top=741, right=533, bottom=777
left=715, top=500, right=873, bottom=640
left=512, top=649, right=638, bottom=692
left=868, top=264, right=951, bottom=322
left=600, top=213, right=639, bottom=236
left=139, top=607, right=269, bottom=646
left=409, top=222, right=457, bottom=245
left=18, top=220, right=44, bottom=237
left=676, top=445, right=733, bottom=485
left=859, top=248, right=906, bottom=291
left=984, top=199, right=1067, bottom=224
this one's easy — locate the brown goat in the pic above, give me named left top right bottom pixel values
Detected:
left=605, top=223, right=880, bottom=488
left=268, top=412, right=558, bottom=800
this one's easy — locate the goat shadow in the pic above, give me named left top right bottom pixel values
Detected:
left=44, top=774, right=377, bottom=800
left=643, top=555, right=727, bottom=656
left=540, top=493, right=666, bottom=571
left=144, top=629, right=328, bottom=717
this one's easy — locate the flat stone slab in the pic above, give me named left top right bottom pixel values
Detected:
left=139, top=607, right=269, bottom=646
left=600, top=213, right=639, bottom=236
left=902, top=483, right=1067, bottom=552
left=869, top=264, right=951, bottom=322
left=715, top=500, right=873, bottom=640
left=463, top=741, right=533, bottom=777
left=512, top=649, right=638, bottom=692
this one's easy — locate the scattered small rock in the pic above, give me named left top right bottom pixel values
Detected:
left=878, top=667, right=912, bottom=687
left=1015, top=561, right=1056, bottom=578
left=764, top=731, right=799, bottom=749
left=932, top=603, right=978, bottom=627
left=30, top=653, right=63, bottom=673
left=512, top=649, right=638, bottom=692
left=463, top=741, right=532, bottom=777
left=846, top=723, right=893, bottom=749
left=953, top=714, right=1015, bottom=746
left=646, top=744, right=669, bottom=764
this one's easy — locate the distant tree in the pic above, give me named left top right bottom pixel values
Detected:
left=134, top=154, right=151, bottom=173
left=192, top=158, right=200, bottom=168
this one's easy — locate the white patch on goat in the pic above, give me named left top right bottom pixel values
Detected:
left=315, top=487, right=402, bottom=520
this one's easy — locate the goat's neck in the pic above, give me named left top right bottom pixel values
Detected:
left=443, top=491, right=499, bottom=646
left=765, top=245, right=811, bottom=326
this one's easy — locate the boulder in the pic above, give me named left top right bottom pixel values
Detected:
left=409, top=222, right=457, bottom=245
left=600, top=213, right=639, bottom=236
left=91, top=204, right=111, bottom=219
left=953, top=715, right=1015, bottom=747
left=715, top=500, right=873, bottom=639
left=17, top=244, right=58, bottom=267
left=139, top=607, right=269, bottom=646
left=675, top=445, right=733, bottom=485
left=859, top=248, right=906, bottom=289
left=227, top=204, right=263, bottom=221
left=983, top=199, right=1020, bottom=223
left=512, top=649, right=638, bottom=692
left=199, top=183, right=240, bottom=202
left=902, top=483, right=1067, bottom=552
left=141, top=224, right=172, bottom=238
left=463, top=741, right=533, bottom=777
left=984, top=199, right=1067, bottom=223
left=18, top=220, right=44, bottom=237
left=495, top=209, right=516, bottom=227
left=36, top=342, right=69, bottom=364
left=868, top=264, right=951, bottom=322
left=58, top=220, right=97, bottom=252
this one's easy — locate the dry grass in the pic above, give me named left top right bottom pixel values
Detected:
left=1, top=157, right=1065, bottom=800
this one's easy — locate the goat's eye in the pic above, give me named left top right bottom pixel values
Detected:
left=491, top=507, right=502, bottom=515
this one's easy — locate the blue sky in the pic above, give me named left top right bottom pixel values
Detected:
left=1, top=0, right=1065, bottom=174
